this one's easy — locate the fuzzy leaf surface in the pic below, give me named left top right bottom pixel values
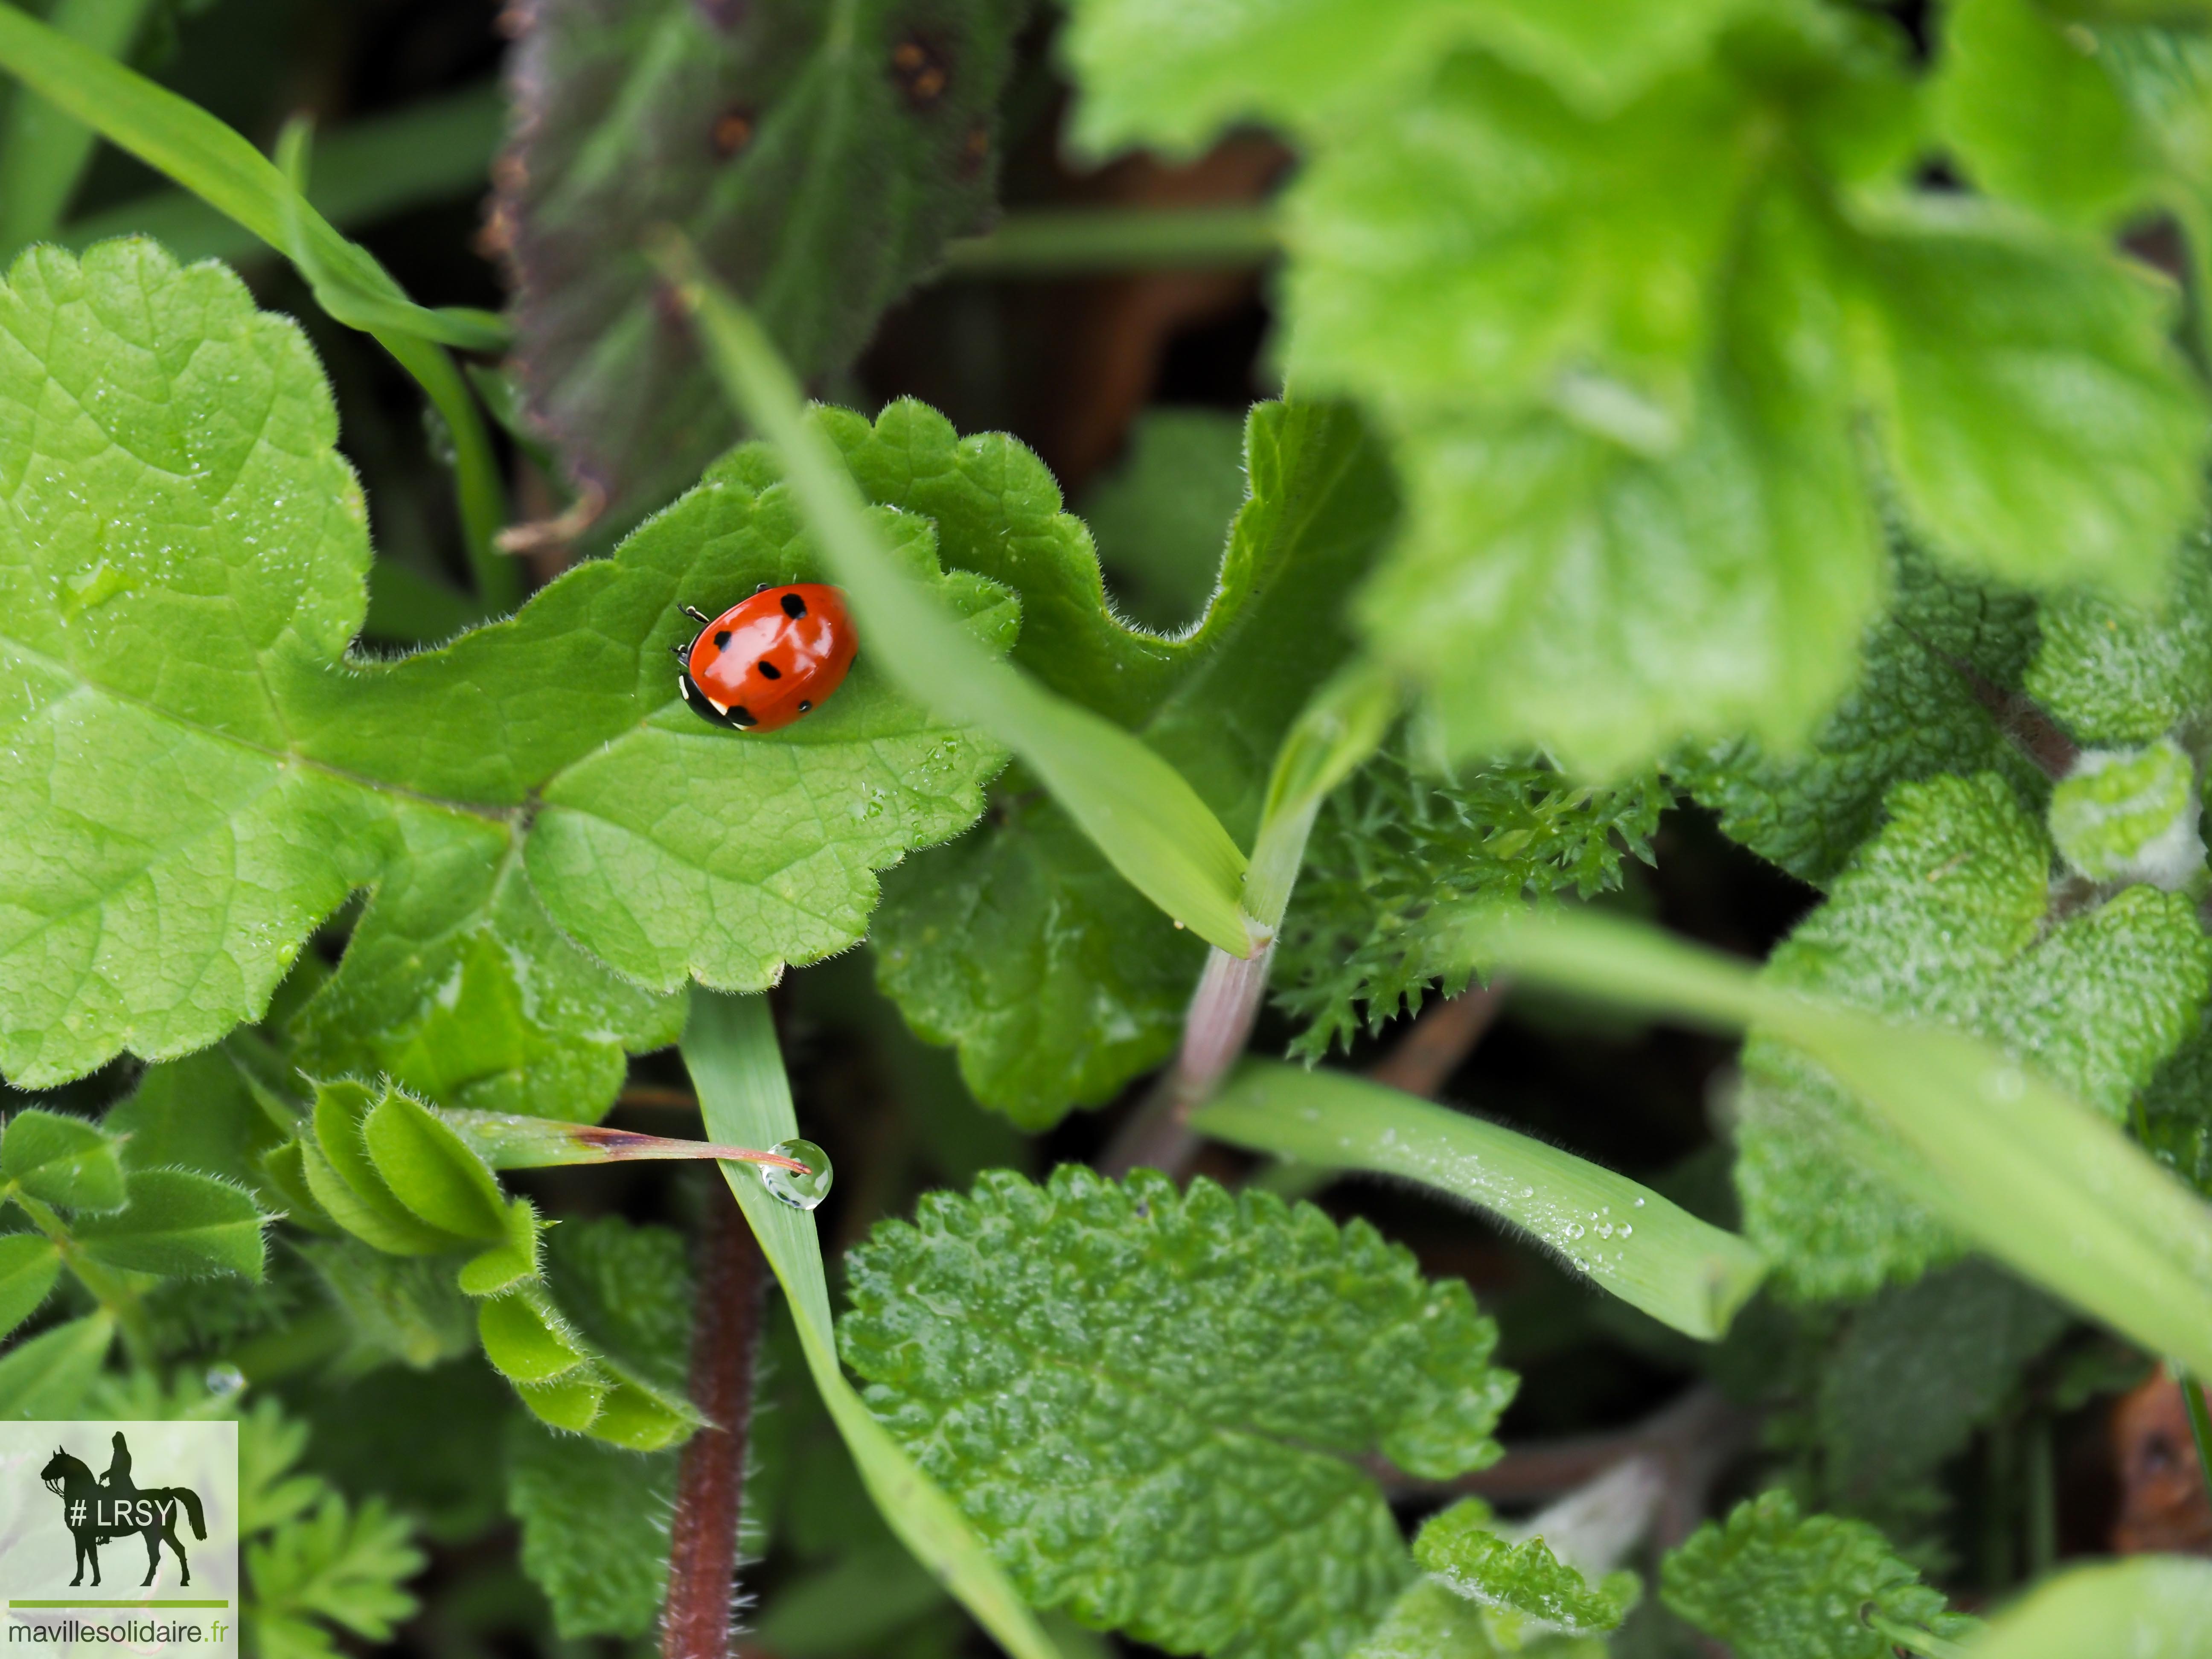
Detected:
left=2, top=1108, right=122, bottom=1211
left=1738, top=772, right=2212, bottom=1297
left=0, top=1231, right=58, bottom=1338
left=1660, top=1490, right=1975, bottom=1659
left=840, top=1167, right=1516, bottom=1659
left=505, top=1417, right=677, bottom=1639
left=1345, top=1578, right=1496, bottom=1659
left=1414, top=1499, right=1637, bottom=1636
left=72, top=1168, right=269, bottom=1279
left=1082, top=407, right=1248, bottom=632
left=0, top=241, right=1012, bottom=1115
left=500, top=0, right=1024, bottom=533
left=873, top=401, right=1395, bottom=1124
left=2029, top=525, right=2212, bottom=745
left=1673, top=546, right=2042, bottom=887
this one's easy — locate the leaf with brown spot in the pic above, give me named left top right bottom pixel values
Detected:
left=498, top=0, right=1029, bottom=538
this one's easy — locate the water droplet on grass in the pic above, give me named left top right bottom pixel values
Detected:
left=205, top=1364, right=245, bottom=1397
left=761, top=1138, right=833, bottom=1210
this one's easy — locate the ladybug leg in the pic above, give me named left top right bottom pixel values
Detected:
left=681, top=604, right=714, bottom=625
left=669, top=641, right=691, bottom=663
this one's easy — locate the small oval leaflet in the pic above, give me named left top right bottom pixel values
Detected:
left=760, top=1138, right=833, bottom=1210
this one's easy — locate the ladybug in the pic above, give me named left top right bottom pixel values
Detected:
left=671, top=582, right=858, bottom=733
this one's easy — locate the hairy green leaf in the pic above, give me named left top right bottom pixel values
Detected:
left=1739, top=773, right=2212, bottom=1297
left=2, top=1107, right=123, bottom=1210
left=841, top=1167, right=1516, bottom=1659
left=0, top=241, right=1012, bottom=1108
left=306, top=1082, right=470, bottom=1258
left=295, top=1239, right=477, bottom=1373
left=2028, top=524, right=2212, bottom=745
left=1081, top=407, right=1247, bottom=632
left=506, top=1418, right=677, bottom=1640
left=873, top=400, right=1397, bottom=1123
left=105, top=1047, right=291, bottom=1191
left=1062, top=0, right=1768, bottom=157
left=1660, top=1490, right=1975, bottom=1659
left=2047, top=736, right=2205, bottom=888
left=1673, top=543, right=2041, bottom=887
left=0, top=1230, right=58, bottom=1338
left=1963, top=1556, right=2212, bottom=1659
left=1274, top=748, right=1660, bottom=1055
left=72, top=1167, right=268, bottom=1279
left=501, top=0, right=1025, bottom=532
left=361, top=1088, right=513, bottom=1242
left=1414, top=1499, right=1638, bottom=1638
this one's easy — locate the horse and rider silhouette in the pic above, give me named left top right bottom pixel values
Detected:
left=38, top=1432, right=206, bottom=1588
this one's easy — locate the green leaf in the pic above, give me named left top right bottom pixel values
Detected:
left=0, top=1310, right=112, bottom=1417
left=1673, top=542, right=2043, bottom=887
left=1962, top=1557, right=2212, bottom=1659
left=1936, top=0, right=2160, bottom=229
left=1738, top=773, right=2212, bottom=1296
left=306, top=1082, right=471, bottom=1257
left=1197, top=1062, right=1766, bottom=1341
left=1062, top=0, right=1768, bottom=157
left=1347, top=1578, right=1498, bottom=1659
left=1840, top=202, right=2205, bottom=597
left=2047, top=736, right=2206, bottom=887
left=1273, top=747, right=1661, bottom=1057
left=1353, top=183, right=1884, bottom=775
left=1080, top=407, right=1248, bottom=632
left=840, top=1165, right=1516, bottom=1659
left=105, top=1048, right=291, bottom=1190
left=456, top=1198, right=541, bottom=1298
left=0, top=240, right=1010, bottom=1105
left=1414, top=1499, right=1638, bottom=1638
left=287, top=835, right=685, bottom=1121
left=1660, top=1490, right=1976, bottom=1659
left=361, top=1087, right=512, bottom=1242
left=2, top=1107, right=123, bottom=1210
left=873, top=399, right=1398, bottom=1123
left=2027, top=523, right=2212, bottom=745
left=477, top=1292, right=592, bottom=1385
left=0, top=1231, right=59, bottom=1338
left=682, top=990, right=1072, bottom=1659
left=501, top=0, right=1026, bottom=533
left=72, top=1168, right=269, bottom=1279
left=505, top=1418, right=677, bottom=1640
left=664, top=249, right=1256, bottom=956
left=245, top=1493, right=425, bottom=1659
left=1284, top=52, right=1766, bottom=445
left=534, top=1213, right=698, bottom=1449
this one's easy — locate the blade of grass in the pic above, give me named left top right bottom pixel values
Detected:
left=63, top=83, right=504, bottom=262
left=0, top=0, right=151, bottom=252
left=0, top=4, right=519, bottom=611
left=1960, top=1557, right=2212, bottom=1657
left=652, top=232, right=1257, bottom=958
left=1468, top=907, right=2212, bottom=1378
left=1194, top=1060, right=1767, bottom=1340
left=679, top=990, right=1067, bottom=1659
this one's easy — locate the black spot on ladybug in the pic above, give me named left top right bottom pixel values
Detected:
left=757, top=659, right=782, bottom=679
left=781, top=592, right=807, bottom=618
left=710, top=106, right=754, bottom=160
left=713, top=629, right=731, bottom=650
left=797, top=699, right=812, bottom=713
left=891, top=36, right=949, bottom=109
left=731, top=706, right=758, bottom=727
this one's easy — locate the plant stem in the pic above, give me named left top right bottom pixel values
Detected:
left=1865, top=1614, right=1972, bottom=1659
left=1100, top=941, right=1274, bottom=1177
left=661, top=1182, right=767, bottom=1659
left=9, top=1188, right=155, bottom=1363
left=940, top=205, right=1281, bottom=276
left=2175, top=1363, right=2212, bottom=1526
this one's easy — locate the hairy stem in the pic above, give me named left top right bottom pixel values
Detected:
left=1100, top=941, right=1275, bottom=1177
left=660, top=1183, right=767, bottom=1659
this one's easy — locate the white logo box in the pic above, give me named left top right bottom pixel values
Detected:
left=0, top=1423, right=239, bottom=1659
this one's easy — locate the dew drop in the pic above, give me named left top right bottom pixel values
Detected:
left=761, top=1138, right=834, bottom=1211
left=204, top=1363, right=245, bottom=1397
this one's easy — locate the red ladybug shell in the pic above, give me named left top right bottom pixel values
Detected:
left=675, top=584, right=857, bottom=733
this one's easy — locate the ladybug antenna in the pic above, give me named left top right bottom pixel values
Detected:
left=681, top=604, right=713, bottom=625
